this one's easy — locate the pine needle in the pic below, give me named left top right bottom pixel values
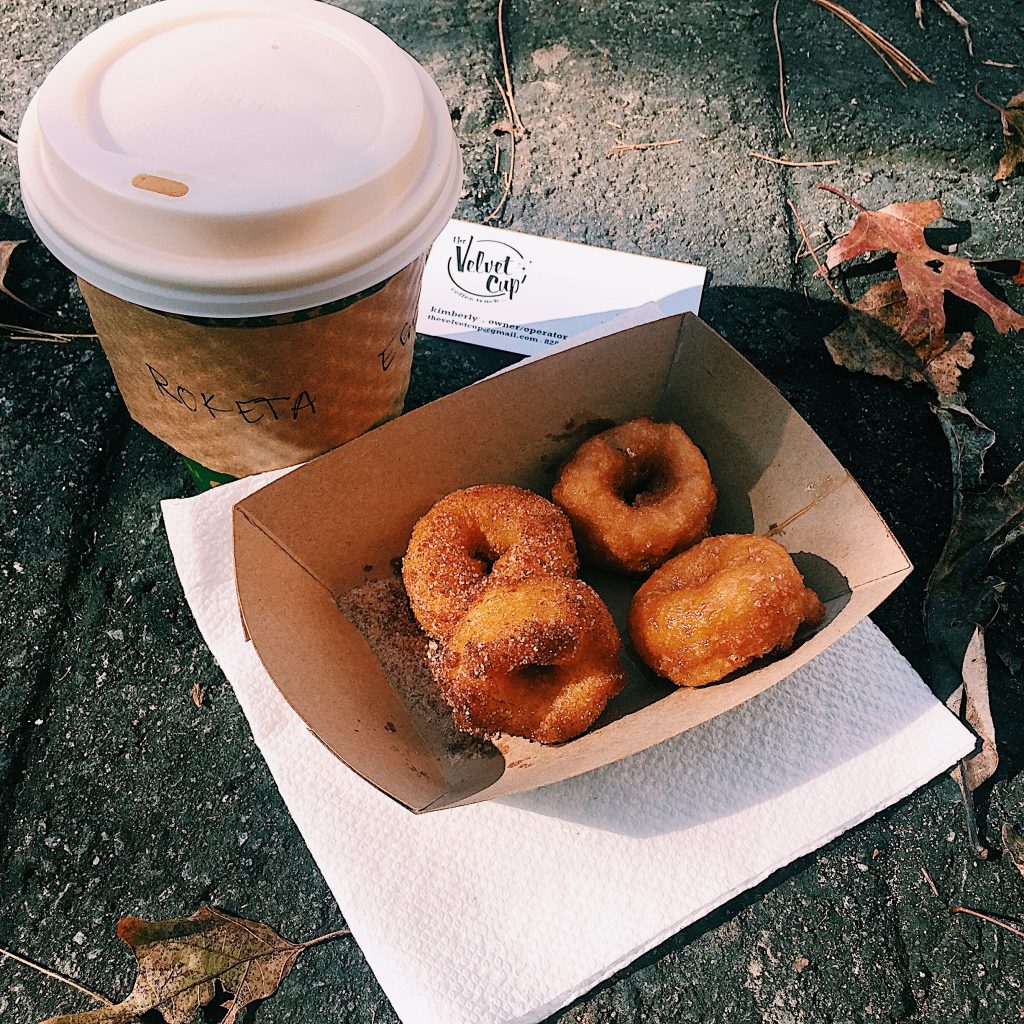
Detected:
left=606, top=137, right=684, bottom=157
left=0, top=945, right=112, bottom=1006
left=773, top=0, right=792, bottom=139
left=750, top=151, right=839, bottom=167
left=787, top=197, right=848, bottom=305
left=811, top=0, right=932, bottom=85
left=951, top=907, right=1024, bottom=940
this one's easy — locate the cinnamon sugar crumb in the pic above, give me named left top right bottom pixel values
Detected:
left=338, top=577, right=487, bottom=758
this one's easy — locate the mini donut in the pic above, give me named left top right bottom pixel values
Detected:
left=629, top=534, right=826, bottom=688
left=403, top=484, right=578, bottom=640
left=551, top=417, right=716, bottom=573
left=439, top=577, right=625, bottom=744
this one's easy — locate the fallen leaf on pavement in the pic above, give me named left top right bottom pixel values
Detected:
left=927, top=401, right=1024, bottom=791
left=0, top=240, right=43, bottom=313
left=40, top=907, right=348, bottom=1024
left=823, top=196, right=1024, bottom=352
left=945, top=626, right=997, bottom=791
left=1003, top=823, right=1024, bottom=877
left=995, top=92, right=1024, bottom=181
left=823, top=278, right=974, bottom=394
left=976, top=86, right=1024, bottom=181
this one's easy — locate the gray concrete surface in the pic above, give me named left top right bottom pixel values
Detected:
left=2, top=1, right=1024, bottom=1022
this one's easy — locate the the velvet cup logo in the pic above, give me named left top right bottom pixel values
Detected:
left=447, top=233, right=528, bottom=301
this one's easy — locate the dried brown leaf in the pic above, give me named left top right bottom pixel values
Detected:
left=823, top=278, right=973, bottom=394
left=945, top=627, right=998, bottom=790
left=40, top=907, right=347, bottom=1024
left=924, top=333, right=975, bottom=396
left=928, top=403, right=1024, bottom=790
left=823, top=198, right=1024, bottom=351
left=994, top=90, right=1024, bottom=182
left=1002, top=823, right=1024, bottom=877
left=0, top=239, right=43, bottom=313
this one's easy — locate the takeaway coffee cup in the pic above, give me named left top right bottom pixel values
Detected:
left=18, top=0, right=462, bottom=486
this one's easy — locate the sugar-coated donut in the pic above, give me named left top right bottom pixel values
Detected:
left=439, top=577, right=625, bottom=744
left=551, top=417, right=716, bottom=573
left=629, top=534, right=826, bottom=688
left=403, top=484, right=578, bottom=640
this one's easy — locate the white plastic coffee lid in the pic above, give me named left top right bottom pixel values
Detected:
left=19, top=0, right=462, bottom=316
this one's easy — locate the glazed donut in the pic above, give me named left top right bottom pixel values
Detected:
left=439, top=577, right=625, bottom=744
left=629, top=534, right=826, bottom=688
left=551, top=417, right=716, bottom=573
left=403, top=484, right=578, bottom=640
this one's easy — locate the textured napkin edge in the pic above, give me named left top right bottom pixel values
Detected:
left=506, top=725, right=974, bottom=1024
left=162, top=478, right=975, bottom=1024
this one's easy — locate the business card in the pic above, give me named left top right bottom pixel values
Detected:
left=416, top=220, right=706, bottom=356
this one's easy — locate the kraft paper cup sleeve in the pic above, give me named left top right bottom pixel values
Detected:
left=80, top=257, right=425, bottom=477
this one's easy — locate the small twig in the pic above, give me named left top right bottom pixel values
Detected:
left=796, top=233, right=846, bottom=263
left=750, top=151, right=839, bottom=167
left=973, top=83, right=1007, bottom=115
left=0, top=327, right=96, bottom=337
left=933, top=0, right=972, bottom=58
left=981, top=60, right=1019, bottom=70
left=951, top=907, right=1024, bottom=940
left=0, top=129, right=17, bottom=149
left=782, top=197, right=847, bottom=303
left=606, top=137, right=684, bottom=157
left=787, top=198, right=848, bottom=305
left=0, top=945, right=112, bottom=1006
left=483, top=0, right=527, bottom=224
left=793, top=226, right=841, bottom=261
left=921, top=866, right=940, bottom=897
left=484, top=76, right=517, bottom=223
left=496, top=0, right=524, bottom=136
left=299, top=928, right=351, bottom=950
left=0, top=322, right=96, bottom=345
left=816, top=182, right=869, bottom=212
left=915, top=0, right=972, bottom=57
left=493, top=75, right=516, bottom=150
left=484, top=155, right=513, bottom=223
left=772, top=0, right=792, bottom=140
left=955, top=759, right=989, bottom=859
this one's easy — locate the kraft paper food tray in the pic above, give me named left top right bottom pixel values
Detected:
left=232, top=313, right=911, bottom=812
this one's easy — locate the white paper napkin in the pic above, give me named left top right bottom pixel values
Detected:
left=162, top=470, right=973, bottom=1024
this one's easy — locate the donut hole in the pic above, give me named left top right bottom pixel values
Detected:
left=618, top=459, right=669, bottom=508
left=472, top=548, right=496, bottom=576
left=514, top=663, right=564, bottom=689
left=518, top=663, right=557, bottom=681
left=468, top=537, right=500, bottom=577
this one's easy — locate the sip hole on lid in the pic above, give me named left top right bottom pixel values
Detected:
left=132, top=174, right=189, bottom=198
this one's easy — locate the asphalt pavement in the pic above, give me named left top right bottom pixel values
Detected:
left=2, top=2, right=1023, bottom=1022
